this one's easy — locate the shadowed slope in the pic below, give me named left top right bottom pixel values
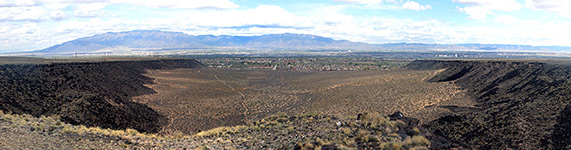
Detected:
left=0, top=59, right=204, bottom=133
left=407, top=60, right=571, bottom=149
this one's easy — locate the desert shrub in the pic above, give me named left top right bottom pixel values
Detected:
left=298, top=141, right=317, bottom=150
left=381, top=142, right=403, bottom=150
left=412, top=127, right=420, bottom=135
left=62, top=125, right=75, bottom=134
left=411, top=136, right=430, bottom=146
left=394, top=120, right=406, bottom=128
left=403, top=135, right=430, bottom=148
left=342, top=127, right=352, bottom=135
left=341, top=137, right=356, bottom=147
left=125, top=128, right=139, bottom=136
left=316, top=137, right=329, bottom=146
left=194, top=125, right=247, bottom=137
left=365, top=135, right=378, bottom=142
left=357, top=130, right=369, bottom=139
left=173, top=131, right=186, bottom=140
left=409, top=146, right=429, bottom=150
left=285, top=126, right=295, bottom=132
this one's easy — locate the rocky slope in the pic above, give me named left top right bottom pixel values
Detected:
left=1, top=109, right=434, bottom=149
left=0, top=59, right=204, bottom=133
left=406, top=60, right=571, bottom=149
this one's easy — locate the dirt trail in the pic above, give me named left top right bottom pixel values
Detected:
left=211, top=74, right=249, bottom=120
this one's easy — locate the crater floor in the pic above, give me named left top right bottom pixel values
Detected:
left=134, top=68, right=473, bottom=134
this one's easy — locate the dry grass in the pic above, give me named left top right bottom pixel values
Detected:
left=1, top=109, right=432, bottom=149
left=0, top=110, right=168, bottom=140
left=193, top=125, right=248, bottom=138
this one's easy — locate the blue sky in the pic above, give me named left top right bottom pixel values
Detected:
left=0, top=0, right=570, bottom=52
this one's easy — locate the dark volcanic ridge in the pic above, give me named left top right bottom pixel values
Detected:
left=0, top=59, right=204, bottom=133
left=407, top=60, right=571, bottom=149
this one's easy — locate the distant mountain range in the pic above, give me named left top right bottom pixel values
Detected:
left=37, top=30, right=371, bottom=54
left=33, top=30, right=571, bottom=55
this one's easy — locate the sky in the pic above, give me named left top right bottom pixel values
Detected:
left=0, top=0, right=570, bottom=52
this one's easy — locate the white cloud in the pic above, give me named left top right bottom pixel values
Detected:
left=526, top=0, right=571, bottom=17
left=74, top=3, right=106, bottom=18
left=0, top=6, right=54, bottom=21
left=0, top=0, right=39, bottom=7
left=465, top=20, right=571, bottom=46
left=453, top=0, right=522, bottom=19
left=44, top=3, right=69, bottom=9
left=453, top=0, right=522, bottom=11
left=401, top=1, right=432, bottom=11
left=0, top=0, right=240, bottom=9
left=456, top=6, right=493, bottom=20
left=0, top=5, right=467, bottom=51
left=177, top=5, right=307, bottom=28
left=494, top=15, right=519, bottom=24
left=337, top=0, right=431, bottom=11
left=0, top=0, right=240, bottom=22
left=111, top=0, right=239, bottom=9
left=1, top=1, right=571, bottom=52
left=50, top=10, right=67, bottom=20
left=0, top=22, right=44, bottom=51
left=335, top=0, right=384, bottom=4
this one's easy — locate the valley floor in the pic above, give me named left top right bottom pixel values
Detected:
left=133, top=68, right=474, bottom=135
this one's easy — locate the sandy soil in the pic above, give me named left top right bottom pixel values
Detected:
left=133, top=68, right=474, bottom=134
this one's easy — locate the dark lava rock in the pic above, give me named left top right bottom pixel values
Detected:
left=0, top=59, right=204, bottom=133
left=388, top=111, right=404, bottom=120
left=388, top=111, right=419, bottom=129
left=407, top=60, right=571, bottom=149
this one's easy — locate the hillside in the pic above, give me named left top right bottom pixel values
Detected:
left=406, top=60, right=571, bottom=149
left=0, top=59, right=204, bottom=133
left=1, top=109, right=440, bottom=149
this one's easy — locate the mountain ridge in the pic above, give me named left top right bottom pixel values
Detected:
left=35, top=30, right=571, bottom=55
left=38, top=30, right=372, bottom=54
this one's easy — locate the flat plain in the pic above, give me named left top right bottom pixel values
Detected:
left=134, top=68, right=473, bottom=134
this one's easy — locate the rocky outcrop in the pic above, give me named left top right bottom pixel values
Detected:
left=0, top=59, right=204, bottom=133
left=406, top=60, right=571, bottom=149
